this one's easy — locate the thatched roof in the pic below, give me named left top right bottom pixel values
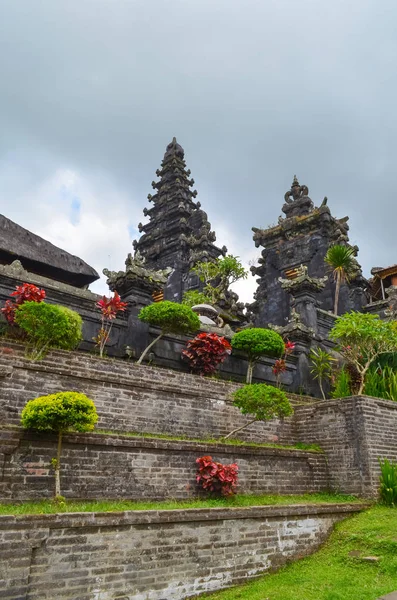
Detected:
left=0, top=214, right=99, bottom=288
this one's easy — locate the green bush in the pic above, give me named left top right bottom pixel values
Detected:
left=14, top=302, right=82, bottom=359
left=224, top=384, right=293, bottom=438
left=364, top=366, right=397, bottom=401
left=21, top=392, right=97, bottom=498
left=379, top=458, right=397, bottom=506
left=231, top=328, right=285, bottom=383
left=137, top=301, right=200, bottom=364
left=331, top=367, right=351, bottom=398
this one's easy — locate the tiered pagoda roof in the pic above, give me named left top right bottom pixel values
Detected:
left=133, top=138, right=226, bottom=272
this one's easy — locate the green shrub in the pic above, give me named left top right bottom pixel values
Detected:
left=182, top=290, right=209, bottom=307
left=379, top=458, right=397, bottom=506
left=329, top=312, right=397, bottom=395
left=14, top=302, right=82, bottom=359
left=21, top=392, right=98, bottom=498
left=331, top=367, right=351, bottom=398
left=224, top=384, right=293, bottom=439
left=231, top=328, right=285, bottom=383
left=364, top=365, right=397, bottom=401
left=137, top=301, right=200, bottom=364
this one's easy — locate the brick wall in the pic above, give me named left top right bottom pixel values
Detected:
left=0, top=503, right=364, bottom=600
left=292, top=396, right=397, bottom=496
left=0, top=428, right=328, bottom=501
left=0, top=344, right=302, bottom=443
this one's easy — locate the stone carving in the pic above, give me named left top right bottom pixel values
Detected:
left=250, top=178, right=367, bottom=327
left=284, top=175, right=309, bottom=204
left=103, top=251, right=171, bottom=298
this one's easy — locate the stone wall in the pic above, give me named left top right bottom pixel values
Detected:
left=0, top=344, right=302, bottom=443
left=0, top=428, right=328, bottom=501
left=0, top=504, right=364, bottom=600
left=292, top=396, right=397, bottom=496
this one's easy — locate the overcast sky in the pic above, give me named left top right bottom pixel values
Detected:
left=0, top=0, right=396, bottom=303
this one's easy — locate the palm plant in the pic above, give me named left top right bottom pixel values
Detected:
left=324, top=245, right=356, bottom=315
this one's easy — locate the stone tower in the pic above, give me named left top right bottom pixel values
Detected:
left=250, top=176, right=367, bottom=327
left=133, top=138, right=226, bottom=301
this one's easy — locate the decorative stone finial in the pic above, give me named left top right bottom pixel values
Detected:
left=284, top=176, right=309, bottom=204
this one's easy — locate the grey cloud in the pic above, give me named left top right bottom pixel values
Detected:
left=0, top=0, right=396, bottom=288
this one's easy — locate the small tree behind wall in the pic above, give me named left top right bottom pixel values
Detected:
left=329, top=312, right=397, bottom=395
left=231, top=328, right=285, bottom=383
left=21, top=392, right=98, bottom=499
left=137, top=301, right=200, bottom=364
left=224, top=383, right=293, bottom=439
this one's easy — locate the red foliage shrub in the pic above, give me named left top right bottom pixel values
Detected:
left=196, top=455, right=238, bottom=496
left=182, top=332, right=231, bottom=375
left=1, top=283, right=46, bottom=324
left=94, top=291, right=128, bottom=357
left=96, top=291, right=128, bottom=320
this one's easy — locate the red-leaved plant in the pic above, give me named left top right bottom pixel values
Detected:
left=94, top=292, right=128, bottom=357
left=1, top=283, right=46, bottom=325
left=182, top=333, right=232, bottom=375
left=272, top=340, right=295, bottom=387
left=196, top=455, right=238, bottom=496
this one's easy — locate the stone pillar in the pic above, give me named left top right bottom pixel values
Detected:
left=103, top=252, right=170, bottom=359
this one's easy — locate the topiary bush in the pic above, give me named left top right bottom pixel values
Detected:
left=224, top=383, right=293, bottom=439
left=231, top=328, right=285, bottom=383
left=21, top=392, right=98, bottom=498
left=137, top=301, right=200, bottom=364
left=14, top=301, right=83, bottom=359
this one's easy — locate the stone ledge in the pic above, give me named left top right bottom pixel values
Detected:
left=3, top=427, right=322, bottom=459
left=0, top=502, right=368, bottom=529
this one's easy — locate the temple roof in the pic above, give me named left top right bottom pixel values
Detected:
left=0, top=214, right=99, bottom=288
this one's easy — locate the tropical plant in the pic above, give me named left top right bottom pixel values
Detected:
left=137, top=301, right=200, bottom=364
left=224, top=383, right=293, bottom=439
left=181, top=332, right=231, bottom=375
left=190, top=255, right=248, bottom=305
left=324, top=245, right=356, bottom=315
left=309, top=347, right=336, bottom=400
left=272, top=340, right=295, bottom=388
left=14, top=302, right=83, bottom=359
left=181, top=290, right=209, bottom=307
left=196, top=456, right=238, bottom=496
left=21, top=392, right=98, bottom=498
left=364, top=365, right=397, bottom=401
left=329, top=312, right=397, bottom=395
left=94, top=291, right=128, bottom=357
left=379, top=458, right=397, bottom=506
left=231, top=328, right=285, bottom=383
left=1, top=283, right=46, bottom=324
left=331, top=367, right=352, bottom=398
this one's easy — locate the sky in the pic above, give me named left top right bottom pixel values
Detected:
left=0, top=0, right=396, bottom=303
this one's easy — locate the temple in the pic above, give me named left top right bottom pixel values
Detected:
left=250, top=176, right=368, bottom=327
left=133, top=138, right=226, bottom=302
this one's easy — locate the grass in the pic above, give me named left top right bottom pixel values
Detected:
left=0, top=493, right=363, bottom=515
left=202, top=505, right=397, bottom=600
left=96, top=429, right=323, bottom=453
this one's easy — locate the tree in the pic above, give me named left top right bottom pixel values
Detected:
left=14, top=302, right=83, bottom=359
left=231, top=328, right=285, bottom=383
left=187, top=255, right=248, bottom=306
left=21, top=392, right=98, bottom=499
left=309, top=347, right=336, bottom=400
left=137, top=301, right=200, bottom=364
left=224, top=383, right=293, bottom=439
left=329, top=312, right=397, bottom=395
left=324, top=245, right=356, bottom=315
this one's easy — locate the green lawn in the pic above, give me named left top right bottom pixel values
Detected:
left=0, top=492, right=361, bottom=515
left=203, top=506, right=397, bottom=600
